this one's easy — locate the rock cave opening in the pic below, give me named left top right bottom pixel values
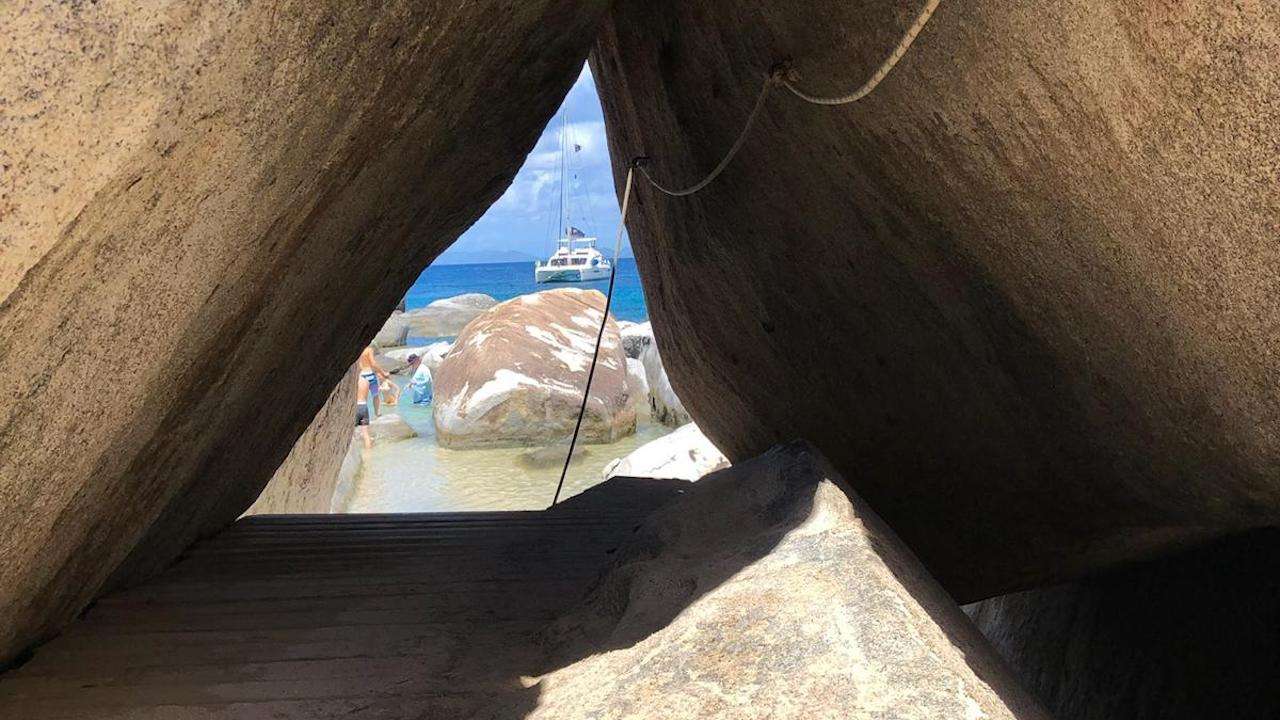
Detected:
left=1, top=1, right=1277, bottom=718
left=249, top=61, right=720, bottom=521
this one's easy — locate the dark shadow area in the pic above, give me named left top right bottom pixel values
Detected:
left=968, top=527, right=1280, bottom=720
left=8, top=442, right=1272, bottom=718
left=0, top=478, right=688, bottom=718
left=0, top=459, right=815, bottom=718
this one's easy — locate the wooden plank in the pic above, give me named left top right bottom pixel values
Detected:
left=0, top=481, right=677, bottom=718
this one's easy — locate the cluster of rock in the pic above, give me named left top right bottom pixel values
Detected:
left=375, top=293, right=497, bottom=348
left=616, top=320, right=691, bottom=427
left=4, top=2, right=1274, bottom=715
left=433, top=289, right=638, bottom=448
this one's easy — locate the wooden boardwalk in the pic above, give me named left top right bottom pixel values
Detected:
left=0, top=479, right=687, bottom=719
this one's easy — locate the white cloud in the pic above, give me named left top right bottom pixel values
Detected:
left=445, top=61, right=632, bottom=257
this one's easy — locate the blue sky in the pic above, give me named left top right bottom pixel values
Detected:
left=436, top=63, right=626, bottom=263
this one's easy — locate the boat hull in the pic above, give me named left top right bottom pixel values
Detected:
left=534, top=265, right=611, bottom=283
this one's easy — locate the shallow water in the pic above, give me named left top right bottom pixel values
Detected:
left=346, top=398, right=671, bottom=513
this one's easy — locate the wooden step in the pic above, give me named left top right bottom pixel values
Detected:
left=0, top=477, right=688, bottom=719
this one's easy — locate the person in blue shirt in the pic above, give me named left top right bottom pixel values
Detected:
left=407, top=354, right=432, bottom=405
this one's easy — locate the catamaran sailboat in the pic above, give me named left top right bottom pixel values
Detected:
left=534, top=227, right=611, bottom=283
left=533, top=102, right=611, bottom=284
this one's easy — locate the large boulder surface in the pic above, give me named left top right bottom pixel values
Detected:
left=624, top=357, right=648, bottom=411
left=0, top=0, right=607, bottom=665
left=603, top=422, right=728, bottom=481
left=432, top=286, right=632, bottom=445
left=530, top=442, right=1048, bottom=719
left=619, top=320, right=653, bottom=359
left=639, top=341, right=692, bottom=427
left=593, top=0, right=1280, bottom=600
left=368, top=413, right=418, bottom=444
left=244, top=366, right=357, bottom=515
left=374, top=312, right=411, bottom=348
left=434, top=289, right=637, bottom=448
left=403, top=293, right=498, bottom=338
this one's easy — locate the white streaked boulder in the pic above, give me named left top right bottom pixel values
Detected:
left=639, top=340, right=691, bottom=427
left=603, top=422, right=728, bottom=481
left=625, top=357, right=648, bottom=411
left=432, top=289, right=637, bottom=448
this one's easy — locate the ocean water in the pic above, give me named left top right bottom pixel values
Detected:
left=405, top=258, right=649, bottom=323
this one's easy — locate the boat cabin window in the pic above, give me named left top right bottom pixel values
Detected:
left=571, top=258, right=586, bottom=266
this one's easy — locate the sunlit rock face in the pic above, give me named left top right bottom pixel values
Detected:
left=533, top=442, right=1049, bottom=719
left=434, top=289, right=637, bottom=448
left=0, top=0, right=608, bottom=664
left=592, top=0, right=1280, bottom=601
left=603, top=422, right=727, bottom=481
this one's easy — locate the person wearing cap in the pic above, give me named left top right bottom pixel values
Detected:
left=407, top=353, right=433, bottom=405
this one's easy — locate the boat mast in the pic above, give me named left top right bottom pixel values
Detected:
left=556, top=108, right=568, bottom=244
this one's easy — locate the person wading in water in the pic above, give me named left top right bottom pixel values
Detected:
left=355, top=373, right=372, bottom=449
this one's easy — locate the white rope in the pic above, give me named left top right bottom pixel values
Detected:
left=636, top=75, right=778, bottom=197
left=780, top=0, right=942, bottom=105
left=554, top=4, right=943, bottom=502
left=610, top=166, right=637, bottom=262
left=633, top=0, right=942, bottom=197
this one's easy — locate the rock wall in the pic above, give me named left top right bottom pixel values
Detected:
left=0, top=0, right=608, bottom=665
left=243, top=366, right=357, bottom=515
left=967, top=530, right=1280, bottom=720
left=591, top=0, right=1280, bottom=601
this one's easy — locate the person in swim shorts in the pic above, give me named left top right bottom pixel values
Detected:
left=355, top=373, right=372, bottom=449
left=357, top=345, right=390, bottom=417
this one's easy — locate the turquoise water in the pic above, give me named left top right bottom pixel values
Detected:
left=348, top=399, right=671, bottom=513
left=406, top=258, right=648, bottom=323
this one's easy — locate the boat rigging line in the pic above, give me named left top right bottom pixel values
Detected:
left=550, top=0, right=942, bottom=505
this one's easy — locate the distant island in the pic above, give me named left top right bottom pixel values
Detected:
left=433, top=248, right=635, bottom=266
left=433, top=249, right=541, bottom=265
